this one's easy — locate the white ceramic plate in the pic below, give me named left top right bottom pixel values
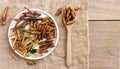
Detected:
left=8, top=9, right=59, bottom=60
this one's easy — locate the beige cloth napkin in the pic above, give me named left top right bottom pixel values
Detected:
left=0, top=0, right=89, bottom=69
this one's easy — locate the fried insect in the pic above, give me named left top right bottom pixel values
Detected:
left=74, top=6, right=80, bottom=11
left=1, top=6, right=9, bottom=25
left=9, top=51, right=18, bottom=60
left=64, top=6, right=76, bottom=25
left=24, top=7, right=33, bottom=14
left=27, top=61, right=36, bottom=65
left=55, top=6, right=80, bottom=25
left=1, top=6, right=9, bottom=21
left=66, top=20, right=75, bottom=25
left=55, top=8, right=62, bottom=16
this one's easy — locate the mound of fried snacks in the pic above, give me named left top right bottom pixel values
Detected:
left=10, top=7, right=57, bottom=57
left=55, top=6, right=80, bottom=25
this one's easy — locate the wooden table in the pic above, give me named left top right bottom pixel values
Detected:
left=89, top=0, right=120, bottom=69
left=0, top=0, right=89, bottom=69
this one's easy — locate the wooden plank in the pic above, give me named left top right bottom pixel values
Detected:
left=89, top=21, right=120, bottom=69
left=89, top=0, right=120, bottom=20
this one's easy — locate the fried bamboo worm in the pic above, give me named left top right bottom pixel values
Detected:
left=66, top=20, right=75, bottom=25
left=29, top=27, right=37, bottom=31
left=40, top=20, right=49, bottom=25
left=30, top=21, right=33, bottom=28
left=39, top=47, right=48, bottom=53
left=30, top=31, right=41, bottom=34
left=70, top=11, right=76, bottom=20
left=34, top=34, right=37, bottom=41
left=12, top=36, right=17, bottom=48
left=55, top=8, right=62, bottom=16
left=21, top=34, right=25, bottom=46
left=33, top=22, right=37, bottom=28
left=42, top=16, right=50, bottom=22
left=14, top=18, right=20, bottom=23
left=16, top=30, right=21, bottom=40
left=1, top=6, right=9, bottom=21
left=27, top=61, right=36, bottom=65
left=69, top=6, right=76, bottom=15
left=39, top=49, right=48, bottom=53
left=66, top=8, right=71, bottom=18
left=9, top=51, right=18, bottom=60
left=38, top=24, right=41, bottom=31
left=33, top=11, right=41, bottom=16
left=23, top=50, right=28, bottom=57
left=74, top=6, right=80, bottom=11
left=66, top=15, right=72, bottom=22
left=36, top=23, right=39, bottom=30
left=63, top=8, right=68, bottom=19
left=53, top=31, right=57, bottom=38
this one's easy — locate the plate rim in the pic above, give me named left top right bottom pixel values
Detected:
left=8, top=9, right=59, bottom=60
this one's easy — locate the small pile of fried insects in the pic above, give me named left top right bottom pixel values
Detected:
left=55, top=6, right=80, bottom=25
left=11, top=7, right=57, bottom=57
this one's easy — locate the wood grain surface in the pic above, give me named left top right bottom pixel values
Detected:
left=89, top=21, right=120, bottom=69
left=89, top=0, right=120, bottom=20
left=0, top=0, right=89, bottom=69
